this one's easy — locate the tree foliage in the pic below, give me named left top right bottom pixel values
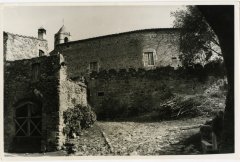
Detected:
left=171, top=6, right=222, bottom=67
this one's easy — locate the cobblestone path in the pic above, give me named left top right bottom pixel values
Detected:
left=97, top=116, right=208, bottom=155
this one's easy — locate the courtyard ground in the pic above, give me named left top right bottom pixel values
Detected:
left=5, top=116, right=210, bottom=157
left=96, top=116, right=207, bottom=155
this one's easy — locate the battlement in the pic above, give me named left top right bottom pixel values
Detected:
left=88, top=62, right=226, bottom=81
left=4, top=31, right=47, bottom=41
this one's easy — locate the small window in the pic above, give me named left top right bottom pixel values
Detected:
left=144, top=52, right=155, bottom=65
left=97, top=92, right=104, bottom=97
left=39, top=50, right=44, bottom=57
left=90, top=62, right=99, bottom=72
left=172, top=57, right=177, bottom=59
left=64, top=37, right=69, bottom=43
left=32, top=63, right=40, bottom=81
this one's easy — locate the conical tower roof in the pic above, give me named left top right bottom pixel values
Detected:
left=57, top=25, right=68, bottom=34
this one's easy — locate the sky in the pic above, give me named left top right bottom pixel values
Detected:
left=3, top=5, right=185, bottom=51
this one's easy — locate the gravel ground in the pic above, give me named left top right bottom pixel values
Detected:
left=97, top=116, right=208, bottom=155
left=73, top=124, right=112, bottom=156
left=5, top=116, right=208, bottom=156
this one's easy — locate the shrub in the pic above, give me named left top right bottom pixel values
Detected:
left=158, top=86, right=174, bottom=101
left=210, top=91, right=223, bottom=98
left=219, top=79, right=228, bottom=91
left=63, top=104, right=96, bottom=138
left=156, top=96, right=202, bottom=119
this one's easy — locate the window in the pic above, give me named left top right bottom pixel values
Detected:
left=97, top=92, right=104, bottom=97
left=39, top=50, right=44, bottom=57
left=144, top=52, right=155, bottom=65
left=89, top=62, right=99, bottom=72
left=64, top=37, right=69, bottom=43
left=32, top=63, right=40, bottom=81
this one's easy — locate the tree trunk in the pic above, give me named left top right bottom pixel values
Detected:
left=198, top=5, right=234, bottom=153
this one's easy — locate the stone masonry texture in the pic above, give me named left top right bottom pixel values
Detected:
left=4, top=54, right=87, bottom=152
left=51, top=29, right=182, bottom=78
left=3, top=32, right=48, bottom=61
left=88, top=68, right=223, bottom=113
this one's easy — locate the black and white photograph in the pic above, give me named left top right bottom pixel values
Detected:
left=1, top=2, right=238, bottom=159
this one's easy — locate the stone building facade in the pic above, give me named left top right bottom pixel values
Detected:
left=4, top=28, right=87, bottom=152
left=49, top=27, right=184, bottom=114
left=4, top=54, right=87, bottom=152
left=3, top=29, right=48, bottom=61
left=51, top=28, right=182, bottom=78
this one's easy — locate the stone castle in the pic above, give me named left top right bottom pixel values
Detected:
left=4, top=26, right=208, bottom=152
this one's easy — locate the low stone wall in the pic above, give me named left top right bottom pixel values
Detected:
left=88, top=67, right=226, bottom=113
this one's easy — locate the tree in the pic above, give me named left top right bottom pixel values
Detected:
left=197, top=5, right=234, bottom=154
left=171, top=6, right=222, bottom=67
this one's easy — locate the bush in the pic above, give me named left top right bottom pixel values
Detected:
left=210, top=91, right=223, bottom=98
left=154, top=86, right=174, bottom=101
left=156, top=96, right=202, bottom=119
left=63, top=104, right=96, bottom=138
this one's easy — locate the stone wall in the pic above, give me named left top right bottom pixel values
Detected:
left=51, top=29, right=181, bottom=78
left=4, top=54, right=87, bottom=152
left=88, top=68, right=223, bottom=112
left=3, top=32, right=48, bottom=61
left=4, top=55, right=60, bottom=152
left=58, top=55, right=88, bottom=147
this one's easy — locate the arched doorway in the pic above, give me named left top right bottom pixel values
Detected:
left=13, top=101, right=42, bottom=152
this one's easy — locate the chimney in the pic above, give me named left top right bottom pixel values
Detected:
left=38, top=27, right=46, bottom=40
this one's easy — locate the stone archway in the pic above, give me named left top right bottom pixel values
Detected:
left=13, top=101, right=42, bottom=153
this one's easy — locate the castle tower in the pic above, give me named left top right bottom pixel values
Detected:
left=38, top=27, right=46, bottom=40
left=54, top=25, right=71, bottom=48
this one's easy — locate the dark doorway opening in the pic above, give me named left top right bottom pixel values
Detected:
left=64, top=37, right=69, bottom=43
left=12, top=101, right=42, bottom=153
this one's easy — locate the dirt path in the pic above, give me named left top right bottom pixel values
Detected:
left=97, top=116, right=208, bottom=155
left=5, top=116, right=208, bottom=156
left=73, top=124, right=111, bottom=156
